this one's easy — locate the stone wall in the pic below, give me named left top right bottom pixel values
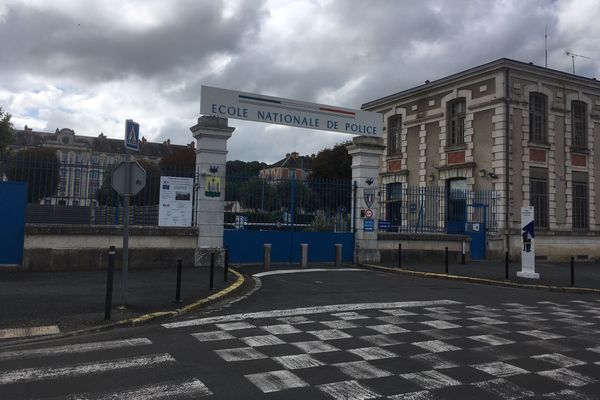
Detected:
left=23, top=224, right=197, bottom=271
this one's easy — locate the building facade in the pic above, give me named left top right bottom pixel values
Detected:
left=362, top=58, right=600, bottom=261
left=259, top=151, right=314, bottom=181
left=9, top=126, right=193, bottom=206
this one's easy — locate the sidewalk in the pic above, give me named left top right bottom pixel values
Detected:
left=0, top=265, right=238, bottom=340
left=372, top=258, right=600, bottom=291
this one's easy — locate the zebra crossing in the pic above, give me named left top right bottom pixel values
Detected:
left=1, top=298, right=600, bottom=399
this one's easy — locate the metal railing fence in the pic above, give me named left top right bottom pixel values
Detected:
left=1, top=153, right=194, bottom=225
left=378, top=184, right=500, bottom=234
left=224, top=175, right=353, bottom=232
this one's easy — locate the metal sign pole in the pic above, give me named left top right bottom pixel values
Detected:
left=121, top=150, right=131, bottom=307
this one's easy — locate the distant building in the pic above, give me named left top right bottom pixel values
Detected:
left=259, top=151, right=315, bottom=180
left=10, top=126, right=194, bottom=206
left=363, top=58, right=600, bottom=260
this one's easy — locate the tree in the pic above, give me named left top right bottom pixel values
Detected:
left=159, top=148, right=195, bottom=177
left=310, top=141, right=352, bottom=179
left=226, top=160, right=268, bottom=177
left=0, top=107, right=14, bottom=157
left=6, top=148, right=60, bottom=203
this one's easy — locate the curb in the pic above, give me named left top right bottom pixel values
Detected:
left=361, top=263, right=600, bottom=295
left=0, top=268, right=246, bottom=348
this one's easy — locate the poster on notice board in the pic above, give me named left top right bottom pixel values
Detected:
left=158, top=176, right=194, bottom=227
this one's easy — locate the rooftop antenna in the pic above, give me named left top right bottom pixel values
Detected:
left=545, top=25, right=548, bottom=68
left=565, top=50, right=591, bottom=75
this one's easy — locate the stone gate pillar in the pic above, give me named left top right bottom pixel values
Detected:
left=191, top=116, right=235, bottom=267
left=347, top=136, right=385, bottom=264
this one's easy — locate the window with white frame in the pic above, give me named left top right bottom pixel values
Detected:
left=387, top=115, right=402, bottom=155
left=529, top=92, right=547, bottom=143
left=572, top=172, right=588, bottom=230
left=571, top=100, right=587, bottom=149
left=529, top=168, right=549, bottom=229
left=447, top=99, right=466, bottom=146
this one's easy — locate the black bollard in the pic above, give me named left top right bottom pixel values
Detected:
left=445, top=247, right=449, bottom=274
left=505, top=251, right=509, bottom=281
left=398, top=243, right=402, bottom=269
left=210, top=253, right=215, bottom=290
left=104, top=246, right=116, bottom=321
left=571, top=257, right=575, bottom=287
left=174, top=258, right=183, bottom=303
left=224, top=247, right=229, bottom=282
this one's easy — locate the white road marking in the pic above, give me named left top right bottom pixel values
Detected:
left=471, top=378, right=534, bottom=398
left=412, top=340, right=461, bottom=353
left=244, top=370, right=308, bottom=393
left=162, top=300, right=462, bottom=329
left=260, top=324, right=302, bottom=335
left=241, top=335, right=286, bottom=347
left=420, top=320, right=461, bottom=330
left=0, top=325, right=60, bottom=339
left=272, top=354, right=325, bottom=369
left=360, top=334, right=402, bottom=347
left=519, top=330, right=564, bottom=340
left=411, top=353, right=459, bottom=369
left=66, top=378, right=212, bottom=399
left=214, top=347, right=267, bottom=362
left=291, top=340, right=340, bottom=354
left=191, top=331, right=235, bottom=342
left=320, top=320, right=359, bottom=329
left=331, top=312, right=369, bottom=320
left=334, top=361, right=392, bottom=379
left=400, top=370, right=461, bottom=389
left=317, top=379, right=381, bottom=400
left=367, top=324, right=409, bottom=334
left=348, top=347, right=397, bottom=360
left=537, top=368, right=597, bottom=387
left=468, top=335, right=514, bottom=346
left=471, top=361, right=529, bottom=377
left=0, top=353, right=176, bottom=385
left=215, top=322, right=255, bottom=331
left=388, top=390, right=437, bottom=400
left=0, top=338, right=152, bottom=361
left=277, top=316, right=312, bottom=324
left=532, top=353, right=586, bottom=368
left=308, top=329, right=352, bottom=340
left=468, top=317, right=508, bottom=325
left=253, top=268, right=368, bottom=277
left=541, top=389, right=596, bottom=399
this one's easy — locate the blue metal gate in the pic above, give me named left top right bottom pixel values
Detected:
left=0, top=181, right=28, bottom=265
left=223, top=175, right=354, bottom=263
left=466, top=203, right=487, bottom=260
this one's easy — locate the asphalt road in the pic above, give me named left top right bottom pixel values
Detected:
left=1, top=268, right=600, bottom=399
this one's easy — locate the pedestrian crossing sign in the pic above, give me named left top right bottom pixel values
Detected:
left=125, top=119, right=140, bottom=151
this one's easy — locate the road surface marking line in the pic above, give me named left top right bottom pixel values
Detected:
left=162, top=300, right=462, bottom=329
left=0, top=338, right=152, bottom=361
left=66, top=378, right=212, bottom=400
left=253, top=268, right=368, bottom=277
left=0, top=353, right=176, bottom=385
left=0, top=325, right=60, bottom=339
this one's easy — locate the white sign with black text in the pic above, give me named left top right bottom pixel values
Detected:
left=201, top=86, right=382, bottom=137
left=158, top=176, right=194, bottom=227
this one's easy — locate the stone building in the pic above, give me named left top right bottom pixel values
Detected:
left=10, top=126, right=193, bottom=206
left=259, top=151, right=314, bottom=181
left=362, top=58, right=600, bottom=261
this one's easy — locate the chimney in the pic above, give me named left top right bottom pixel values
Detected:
left=286, top=153, right=290, bottom=158
left=291, top=152, right=299, bottom=159
left=166, top=139, right=170, bottom=146
left=24, top=125, right=32, bottom=131
left=141, top=136, right=147, bottom=145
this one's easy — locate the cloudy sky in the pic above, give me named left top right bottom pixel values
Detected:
left=2, top=0, right=600, bottom=163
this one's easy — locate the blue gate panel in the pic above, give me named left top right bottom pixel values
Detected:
left=466, top=222, right=486, bottom=260
left=224, top=230, right=354, bottom=263
left=291, top=232, right=354, bottom=263
left=0, top=182, right=28, bottom=265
